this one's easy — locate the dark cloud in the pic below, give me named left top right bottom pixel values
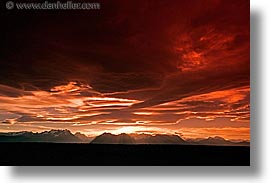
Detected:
left=0, top=84, right=33, bottom=97
left=1, top=0, right=249, bottom=90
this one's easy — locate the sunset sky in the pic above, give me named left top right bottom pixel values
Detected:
left=0, top=0, right=250, bottom=140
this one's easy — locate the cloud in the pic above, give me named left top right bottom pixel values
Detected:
left=0, top=84, right=32, bottom=97
left=0, top=82, right=249, bottom=128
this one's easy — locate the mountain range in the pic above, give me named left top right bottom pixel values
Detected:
left=185, top=136, right=250, bottom=146
left=91, top=133, right=188, bottom=144
left=0, top=130, right=249, bottom=146
left=91, top=132, right=249, bottom=146
left=0, top=129, right=92, bottom=143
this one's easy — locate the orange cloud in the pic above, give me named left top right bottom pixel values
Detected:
left=0, top=82, right=249, bottom=141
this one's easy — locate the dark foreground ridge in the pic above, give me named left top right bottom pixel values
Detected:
left=0, top=143, right=250, bottom=166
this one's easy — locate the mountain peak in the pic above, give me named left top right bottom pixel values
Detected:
left=91, top=133, right=135, bottom=144
left=91, top=133, right=186, bottom=144
left=208, top=136, right=226, bottom=141
left=74, top=132, right=93, bottom=142
left=41, top=129, right=73, bottom=136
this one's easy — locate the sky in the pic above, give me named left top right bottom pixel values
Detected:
left=0, top=0, right=250, bottom=140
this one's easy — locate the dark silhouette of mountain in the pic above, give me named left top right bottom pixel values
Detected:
left=91, top=133, right=136, bottom=144
left=0, top=129, right=83, bottom=143
left=233, top=141, right=250, bottom=146
left=187, top=136, right=250, bottom=146
left=196, top=136, right=231, bottom=145
left=74, top=132, right=94, bottom=142
left=91, top=133, right=187, bottom=144
left=91, top=133, right=249, bottom=145
left=134, top=134, right=187, bottom=144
